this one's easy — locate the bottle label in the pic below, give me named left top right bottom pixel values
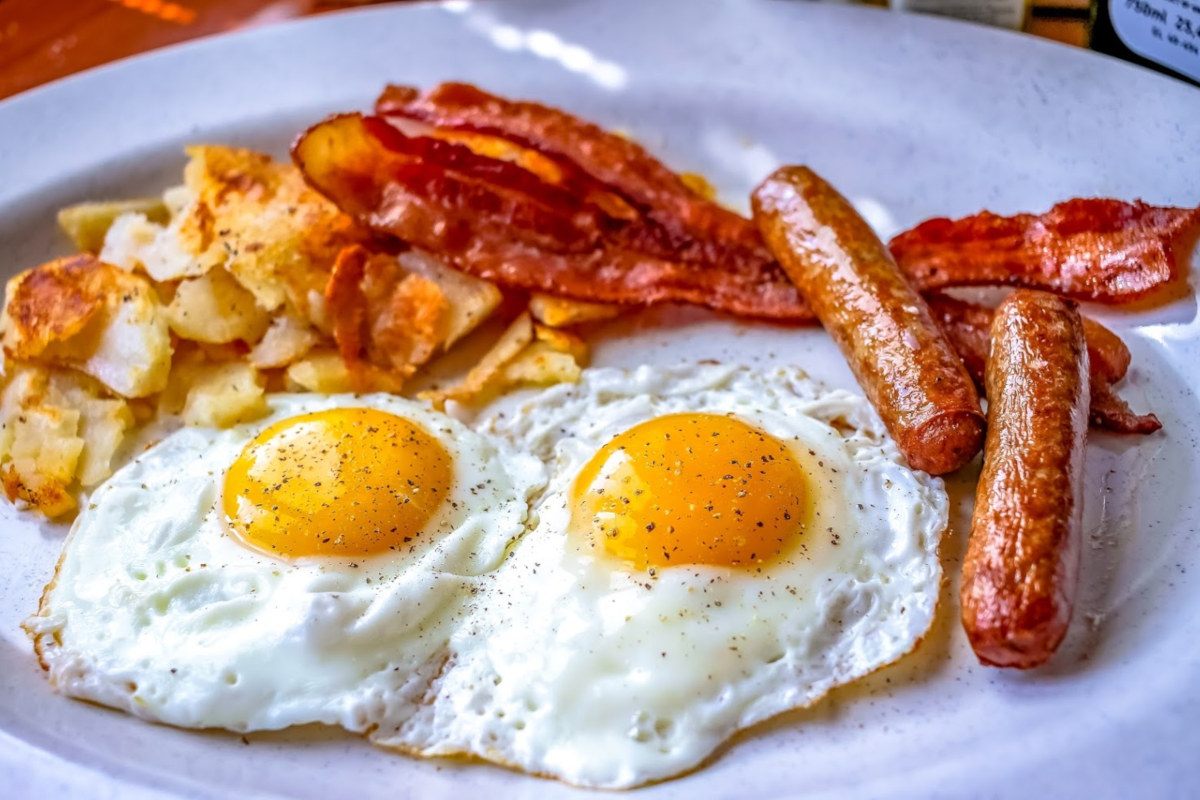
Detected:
left=1109, top=0, right=1200, bottom=82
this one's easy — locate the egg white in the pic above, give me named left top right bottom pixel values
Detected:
left=376, top=364, right=947, bottom=788
left=26, top=393, right=545, bottom=734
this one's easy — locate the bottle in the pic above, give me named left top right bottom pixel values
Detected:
left=1090, top=0, right=1200, bottom=86
left=889, top=0, right=1029, bottom=30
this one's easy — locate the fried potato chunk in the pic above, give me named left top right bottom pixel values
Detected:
left=0, top=365, right=133, bottom=517
left=158, top=356, right=268, bottom=428
left=2, top=255, right=171, bottom=398
left=165, top=267, right=271, bottom=344
left=58, top=197, right=169, bottom=254
left=248, top=314, right=320, bottom=369
left=528, top=293, right=622, bottom=327
left=400, top=250, right=502, bottom=350
left=424, top=313, right=587, bottom=408
left=177, top=145, right=365, bottom=318
left=284, top=349, right=406, bottom=394
left=326, top=245, right=452, bottom=380
left=181, top=362, right=268, bottom=428
left=501, top=340, right=583, bottom=386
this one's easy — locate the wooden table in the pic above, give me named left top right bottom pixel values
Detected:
left=0, top=0, right=1094, bottom=102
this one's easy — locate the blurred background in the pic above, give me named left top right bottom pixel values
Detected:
left=0, top=0, right=1193, bottom=101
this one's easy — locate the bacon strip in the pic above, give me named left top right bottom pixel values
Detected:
left=926, top=293, right=1160, bottom=434
left=303, top=87, right=1196, bottom=326
left=890, top=199, right=1200, bottom=303
left=293, top=113, right=813, bottom=321
left=376, top=83, right=767, bottom=253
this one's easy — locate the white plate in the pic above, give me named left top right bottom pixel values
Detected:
left=2, top=1, right=1198, bottom=797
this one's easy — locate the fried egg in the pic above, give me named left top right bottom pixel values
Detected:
left=378, top=364, right=947, bottom=788
left=27, top=393, right=545, bottom=734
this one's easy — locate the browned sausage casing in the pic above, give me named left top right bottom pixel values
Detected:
left=751, top=166, right=984, bottom=474
left=961, top=289, right=1090, bottom=668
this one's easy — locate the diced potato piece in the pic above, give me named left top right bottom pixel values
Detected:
left=325, top=247, right=450, bottom=379
left=505, top=326, right=588, bottom=387
left=165, top=267, right=271, bottom=344
left=2, top=256, right=171, bottom=398
left=43, top=370, right=134, bottom=489
left=0, top=367, right=43, bottom=457
left=305, top=289, right=332, bottom=336
left=0, top=393, right=84, bottom=519
left=425, top=314, right=590, bottom=407
left=0, top=365, right=135, bottom=510
left=100, top=211, right=202, bottom=281
left=501, top=341, right=583, bottom=387
left=8, top=406, right=83, bottom=485
left=81, top=281, right=172, bottom=399
left=65, top=395, right=133, bottom=488
left=372, top=272, right=447, bottom=375
left=178, top=362, right=267, bottom=428
left=249, top=315, right=320, bottom=369
left=2, top=464, right=75, bottom=518
left=57, top=197, right=168, bottom=254
left=2, top=255, right=104, bottom=360
left=534, top=324, right=589, bottom=363
left=399, top=251, right=502, bottom=349
left=285, top=350, right=355, bottom=394
left=422, top=313, right=534, bottom=408
left=528, top=293, right=622, bottom=327
left=284, top=349, right=405, bottom=395
left=74, top=398, right=132, bottom=487
left=179, top=145, right=363, bottom=315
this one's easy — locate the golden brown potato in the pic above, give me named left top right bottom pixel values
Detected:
left=325, top=245, right=452, bottom=379
left=248, top=315, right=321, bottom=369
left=177, top=145, right=366, bottom=317
left=165, top=267, right=271, bottom=344
left=501, top=341, right=583, bottom=387
left=533, top=324, right=588, bottom=363
left=99, top=207, right=199, bottom=282
left=399, top=250, right=502, bottom=349
left=2, top=255, right=171, bottom=398
left=1, top=464, right=76, bottom=519
left=157, top=353, right=267, bottom=428
left=49, top=371, right=134, bottom=487
left=284, top=348, right=406, bottom=395
left=424, top=313, right=588, bottom=407
left=57, top=197, right=169, bottom=254
left=284, top=350, right=357, bottom=394
left=528, top=293, right=622, bottom=327
left=2, top=254, right=105, bottom=360
left=422, top=312, right=535, bottom=408
left=0, top=365, right=133, bottom=516
left=179, top=362, right=268, bottom=428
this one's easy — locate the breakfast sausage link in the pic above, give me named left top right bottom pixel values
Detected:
left=751, top=166, right=984, bottom=475
left=961, top=289, right=1090, bottom=668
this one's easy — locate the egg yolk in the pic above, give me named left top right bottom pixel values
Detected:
left=570, top=413, right=810, bottom=570
left=223, top=408, right=452, bottom=558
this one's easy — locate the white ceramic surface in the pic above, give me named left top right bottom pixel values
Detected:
left=1, top=1, right=1198, bottom=798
